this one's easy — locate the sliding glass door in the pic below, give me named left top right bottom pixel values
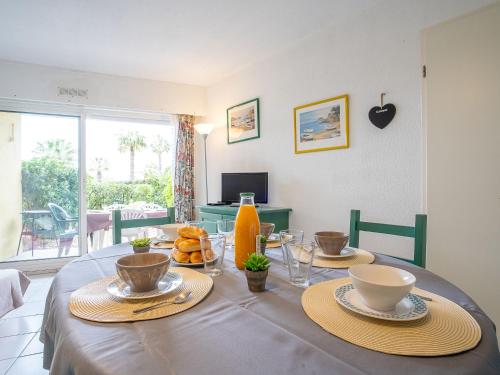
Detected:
left=0, top=111, right=81, bottom=264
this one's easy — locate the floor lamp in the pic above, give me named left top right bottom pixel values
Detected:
left=194, top=123, right=214, bottom=204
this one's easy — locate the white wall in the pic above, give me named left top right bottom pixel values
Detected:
left=0, top=60, right=206, bottom=115
left=199, top=0, right=495, bottom=259
left=424, top=2, right=500, bottom=341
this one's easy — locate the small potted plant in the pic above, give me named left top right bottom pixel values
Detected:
left=130, top=237, right=151, bottom=253
left=243, top=253, right=271, bottom=292
left=256, top=234, right=268, bottom=255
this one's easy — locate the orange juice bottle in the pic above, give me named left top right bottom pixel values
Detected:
left=234, top=192, right=260, bottom=270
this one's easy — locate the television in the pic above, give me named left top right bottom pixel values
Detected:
left=221, top=172, right=268, bottom=204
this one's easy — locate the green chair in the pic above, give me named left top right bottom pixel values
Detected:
left=349, top=209, right=427, bottom=268
left=112, top=207, right=175, bottom=245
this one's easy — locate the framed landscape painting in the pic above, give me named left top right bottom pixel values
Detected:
left=227, top=98, right=260, bottom=144
left=294, top=94, right=349, bottom=154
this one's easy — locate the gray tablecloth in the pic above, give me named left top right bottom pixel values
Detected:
left=41, top=245, right=500, bottom=375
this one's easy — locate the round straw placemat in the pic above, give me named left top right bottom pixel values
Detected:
left=69, top=267, right=213, bottom=323
left=151, top=241, right=174, bottom=249
left=302, top=277, right=481, bottom=356
left=266, top=242, right=282, bottom=249
left=313, top=248, right=375, bottom=269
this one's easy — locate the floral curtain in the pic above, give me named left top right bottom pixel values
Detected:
left=174, top=114, right=195, bottom=222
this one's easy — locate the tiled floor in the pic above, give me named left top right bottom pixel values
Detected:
left=0, top=273, right=54, bottom=375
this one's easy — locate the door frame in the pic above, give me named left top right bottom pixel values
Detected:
left=0, top=99, right=86, bottom=272
left=0, top=98, right=177, bottom=273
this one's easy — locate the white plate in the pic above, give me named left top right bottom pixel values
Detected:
left=158, top=234, right=177, bottom=242
left=267, top=234, right=279, bottom=242
left=334, top=284, right=428, bottom=321
left=172, top=254, right=218, bottom=268
left=107, top=272, right=183, bottom=300
left=315, top=247, right=356, bottom=259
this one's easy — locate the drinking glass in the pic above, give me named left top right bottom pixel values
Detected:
left=217, top=220, right=235, bottom=246
left=186, top=220, right=213, bottom=232
left=256, top=234, right=267, bottom=255
left=200, top=234, right=226, bottom=277
left=284, top=240, right=316, bottom=288
left=279, top=229, right=304, bottom=264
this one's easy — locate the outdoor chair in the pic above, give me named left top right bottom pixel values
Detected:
left=48, top=203, right=79, bottom=257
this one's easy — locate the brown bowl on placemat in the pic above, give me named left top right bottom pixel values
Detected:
left=116, top=253, right=170, bottom=292
left=314, top=231, right=349, bottom=255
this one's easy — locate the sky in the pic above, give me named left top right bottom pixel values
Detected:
left=20, top=114, right=175, bottom=181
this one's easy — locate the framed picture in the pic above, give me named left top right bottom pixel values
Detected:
left=293, top=94, right=349, bottom=154
left=227, top=98, right=260, bottom=144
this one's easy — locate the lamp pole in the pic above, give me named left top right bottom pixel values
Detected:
left=202, top=133, right=208, bottom=204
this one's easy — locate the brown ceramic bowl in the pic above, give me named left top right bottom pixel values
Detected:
left=314, top=231, right=349, bottom=255
left=260, top=223, right=276, bottom=238
left=116, top=253, right=170, bottom=292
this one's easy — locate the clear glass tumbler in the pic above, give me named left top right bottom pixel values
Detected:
left=200, top=234, right=226, bottom=277
left=279, top=229, right=304, bottom=264
left=217, top=220, right=235, bottom=246
left=284, top=240, right=316, bottom=288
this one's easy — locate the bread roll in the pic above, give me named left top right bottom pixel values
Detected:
left=174, top=237, right=188, bottom=248
left=189, top=251, right=203, bottom=264
left=172, top=249, right=190, bottom=263
left=177, top=226, right=207, bottom=240
left=177, top=238, right=201, bottom=253
left=203, top=249, right=215, bottom=261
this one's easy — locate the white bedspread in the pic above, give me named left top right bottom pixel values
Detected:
left=0, top=269, right=31, bottom=317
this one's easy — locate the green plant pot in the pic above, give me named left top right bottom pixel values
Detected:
left=245, top=269, right=268, bottom=292
left=132, top=245, right=150, bottom=253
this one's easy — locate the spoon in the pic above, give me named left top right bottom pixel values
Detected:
left=133, top=291, right=192, bottom=314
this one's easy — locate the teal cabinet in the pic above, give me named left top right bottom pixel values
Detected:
left=197, top=205, right=292, bottom=234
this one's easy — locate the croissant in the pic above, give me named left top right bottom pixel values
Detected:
left=172, top=249, right=190, bottom=263
left=177, top=226, right=208, bottom=240
left=189, top=251, right=203, bottom=264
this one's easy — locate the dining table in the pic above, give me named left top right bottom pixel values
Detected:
left=41, top=244, right=500, bottom=375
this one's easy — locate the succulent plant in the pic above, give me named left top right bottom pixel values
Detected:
left=130, top=237, right=151, bottom=248
left=244, top=253, right=271, bottom=272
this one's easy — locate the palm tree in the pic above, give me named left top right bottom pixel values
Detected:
left=34, top=139, right=75, bottom=165
left=150, top=137, right=171, bottom=174
left=90, top=157, right=109, bottom=182
left=118, top=131, right=146, bottom=181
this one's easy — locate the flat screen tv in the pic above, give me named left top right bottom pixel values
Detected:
left=221, top=173, right=268, bottom=204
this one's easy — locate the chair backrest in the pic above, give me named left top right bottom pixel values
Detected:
left=142, top=203, right=163, bottom=210
left=48, top=203, right=70, bottom=222
left=112, top=207, right=175, bottom=244
left=120, top=208, right=145, bottom=220
left=105, top=203, right=127, bottom=211
left=349, top=209, right=427, bottom=268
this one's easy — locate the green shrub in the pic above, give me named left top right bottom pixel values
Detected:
left=21, top=157, right=79, bottom=215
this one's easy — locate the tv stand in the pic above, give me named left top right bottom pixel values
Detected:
left=196, top=205, right=292, bottom=233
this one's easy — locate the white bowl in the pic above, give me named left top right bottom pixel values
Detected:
left=348, top=264, right=416, bottom=311
left=160, top=223, right=185, bottom=241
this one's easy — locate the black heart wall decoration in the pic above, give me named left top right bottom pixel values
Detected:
left=369, top=103, right=396, bottom=129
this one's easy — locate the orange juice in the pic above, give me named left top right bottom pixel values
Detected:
left=234, top=193, right=260, bottom=270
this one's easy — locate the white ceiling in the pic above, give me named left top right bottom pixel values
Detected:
left=0, top=0, right=381, bottom=86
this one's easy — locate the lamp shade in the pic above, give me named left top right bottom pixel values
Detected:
left=194, top=123, right=214, bottom=135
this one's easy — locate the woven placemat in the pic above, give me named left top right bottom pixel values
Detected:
left=151, top=242, right=174, bottom=249
left=313, top=248, right=374, bottom=269
left=266, top=242, right=282, bottom=249
left=302, top=277, right=481, bottom=356
left=69, top=267, right=213, bottom=323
